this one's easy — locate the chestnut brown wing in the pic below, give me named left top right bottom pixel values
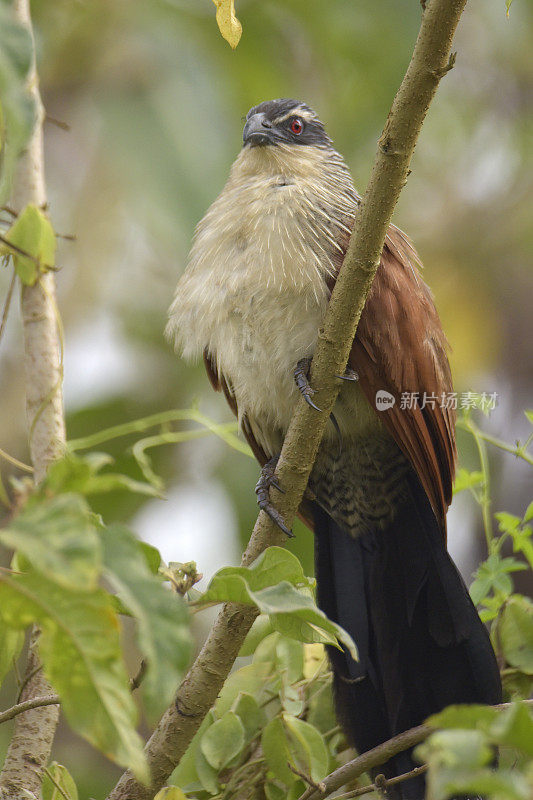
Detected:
left=349, top=226, right=456, bottom=533
left=203, top=349, right=269, bottom=465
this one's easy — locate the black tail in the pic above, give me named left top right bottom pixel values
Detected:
left=313, top=471, right=502, bottom=799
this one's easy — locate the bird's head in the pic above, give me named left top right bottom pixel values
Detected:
left=242, top=98, right=331, bottom=150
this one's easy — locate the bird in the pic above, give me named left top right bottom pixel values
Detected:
left=167, top=98, right=502, bottom=798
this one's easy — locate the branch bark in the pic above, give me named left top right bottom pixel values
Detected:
left=108, top=1, right=467, bottom=797
left=0, top=1, right=66, bottom=797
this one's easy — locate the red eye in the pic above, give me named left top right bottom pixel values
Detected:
left=290, top=118, right=303, bottom=135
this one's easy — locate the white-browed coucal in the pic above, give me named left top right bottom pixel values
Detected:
left=167, top=99, right=502, bottom=798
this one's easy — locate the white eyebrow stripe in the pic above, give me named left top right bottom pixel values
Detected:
left=272, top=106, right=314, bottom=125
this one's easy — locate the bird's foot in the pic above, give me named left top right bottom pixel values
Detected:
left=294, top=357, right=321, bottom=412
left=255, top=456, right=293, bottom=538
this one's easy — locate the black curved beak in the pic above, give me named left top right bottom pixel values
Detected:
left=243, top=113, right=275, bottom=147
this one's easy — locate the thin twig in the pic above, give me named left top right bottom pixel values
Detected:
left=0, top=447, right=34, bottom=473
left=288, top=762, right=326, bottom=792
left=0, top=695, right=60, bottom=726
left=44, top=115, right=70, bottom=132
left=335, top=765, right=428, bottom=800
left=457, top=417, right=533, bottom=468
left=129, top=660, right=147, bottom=692
left=16, top=664, right=43, bottom=703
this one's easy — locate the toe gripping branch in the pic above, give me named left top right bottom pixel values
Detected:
left=255, top=456, right=293, bottom=537
left=293, top=357, right=358, bottom=457
left=294, top=356, right=321, bottom=411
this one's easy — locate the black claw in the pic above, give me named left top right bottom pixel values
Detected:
left=258, top=500, right=294, bottom=537
left=294, top=357, right=322, bottom=412
left=335, top=368, right=359, bottom=382
left=270, top=478, right=284, bottom=494
left=304, top=394, right=322, bottom=412
left=255, top=457, right=293, bottom=537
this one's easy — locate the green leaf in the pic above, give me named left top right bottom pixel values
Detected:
left=281, top=683, right=304, bottom=716
left=497, top=595, right=533, bottom=673
left=153, top=789, right=187, bottom=800
left=0, top=493, right=101, bottom=591
left=101, top=525, right=191, bottom=718
left=196, top=547, right=314, bottom=606
left=0, top=625, right=24, bottom=686
left=265, top=783, right=286, bottom=800
left=195, top=550, right=354, bottom=654
left=287, top=781, right=307, bottom=800
left=416, top=729, right=492, bottom=770
left=138, top=540, right=162, bottom=574
left=255, top=582, right=358, bottom=659
left=200, top=711, right=245, bottom=770
left=306, top=679, right=337, bottom=736
left=216, top=661, right=274, bottom=717
left=262, top=717, right=295, bottom=786
left=276, top=637, right=304, bottom=685
left=470, top=553, right=526, bottom=606
left=195, top=742, right=219, bottom=794
left=0, top=571, right=148, bottom=782
left=232, top=692, right=266, bottom=742
left=495, top=511, right=522, bottom=535
left=0, top=6, right=36, bottom=203
left=431, top=767, right=530, bottom=800
left=427, top=704, right=499, bottom=731
left=489, top=702, right=533, bottom=755
left=42, top=762, right=78, bottom=800
left=3, top=204, right=56, bottom=285
left=525, top=410, right=533, bottom=426
left=501, top=668, right=533, bottom=700
left=283, top=714, right=329, bottom=783
left=453, top=469, right=484, bottom=493
left=523, top=502, right=533, bottom=524
left=238, top=614, right=274, bottom=656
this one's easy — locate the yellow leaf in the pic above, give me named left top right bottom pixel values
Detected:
left=211, top=0, right=242, bottom=49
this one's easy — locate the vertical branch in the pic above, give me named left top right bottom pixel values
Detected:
left=0, top=0, right=65, bottom=796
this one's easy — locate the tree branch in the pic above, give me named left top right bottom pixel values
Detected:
left=298, top=699, right=533, bottom=800
left=0, top=696, right=60, bottom=727
left=0, top=1, right=66, bottom=797
left=107, top=1, right=467, bottom=797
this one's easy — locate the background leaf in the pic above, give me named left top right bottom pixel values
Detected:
left=42, top=762, right=79, bottom=800
left=0, top=493, right=101, bottom=591
left=200, top=711, right=245, bottom=770
left=101, top=524, right=192, bottom=718
left=0, top=571, right=148, bottom=782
